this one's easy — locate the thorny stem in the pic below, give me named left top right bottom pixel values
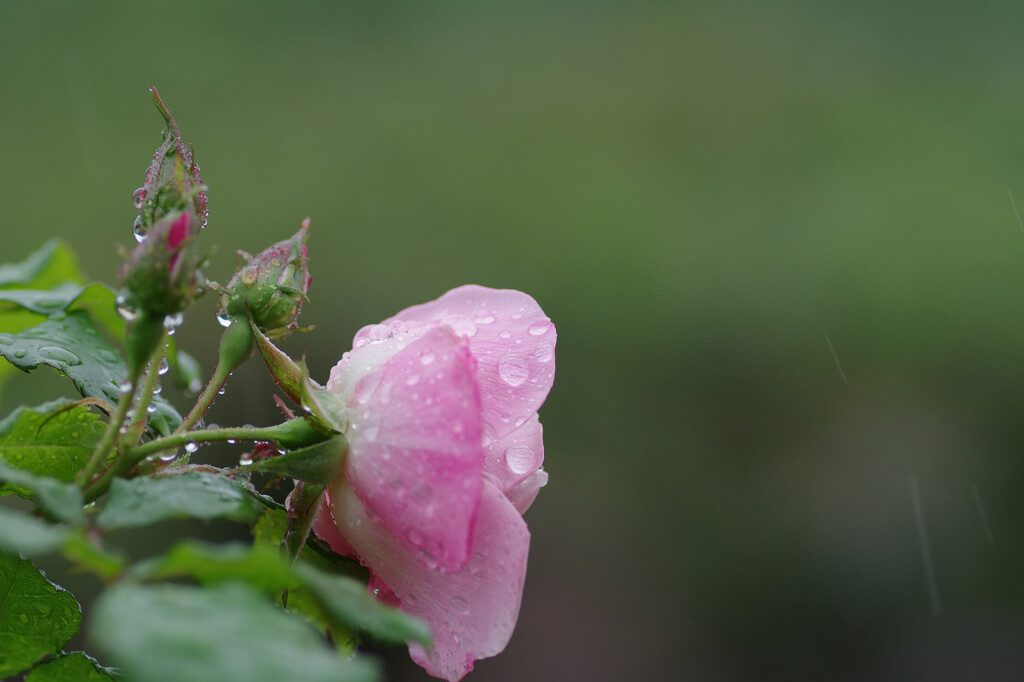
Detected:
left=83, top=424, right=285, bottom=503
left=75, top=377, right=136, bottom=488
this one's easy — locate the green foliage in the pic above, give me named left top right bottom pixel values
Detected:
left=0, top=400, right=105, bottom=497
left=96, top=471, right=264, bottom=530
left=0, top=459, right=84, bottom=523
left=131, top=540, right=430, bottom=646
left=91, top=582, right=379, bottom=682
left=25, top=652, right=117, bottom=682
left=0, top=507, right=71, bottom=555
left=0, top=553, right=82, bottom=677
left=248, top=435, right=347, bottom=485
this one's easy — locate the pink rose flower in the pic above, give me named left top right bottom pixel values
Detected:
left=311, top=285, right=555, bottom=681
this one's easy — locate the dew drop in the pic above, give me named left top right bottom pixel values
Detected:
left=159, top=451, right=178, bottom=462
left=133, top=215, right=147, bottom=243
left=474, top=312, right=496, bottom=325
left=534, top=341, right=554, bottom=363
left=13, top=349, right=27, bottom=359
left=407, top=529, right=423, bottom=546
left=218, top=387, right=226, bottom=395
left=147, top=404, right=157, bottom=414
left=118, top=380, right=133, bottom=393
left=117, top=304, right=138, bottom=321
left=498, top=353, right=529, bottom=387
left=420, top=352, right=435, bottom=366
left=406, top=373, right=420, bottom=386
left=157, top=358, right=170, bottom=375
left=505, top=445, right=536, bottom=475
left=164, top=312, right=184, bottom=329
left=239, top=454, right=253, bottom=465
left=499, top=330, right=512, bottom=339
left=528, top=319, right=552, bottom=336
left=132, top=187, right=146, bottom=209
left=184, top=441, right=199, bottom=454
left=443, top=314, right=477, bottom=338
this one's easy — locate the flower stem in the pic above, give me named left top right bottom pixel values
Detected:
left=119, top=331, right=168, bottom=449
left=176, top=322, right=254, bottom=432
left=75, top=378, right=136, bottom=488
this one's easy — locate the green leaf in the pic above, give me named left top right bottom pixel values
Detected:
left=91, top=583, right=379, bottom=682
left=0, top=312, right=183, bottom=433
left=249, top=437, right=347, bottom=486
left=60, top=534, right=126, bottom=581
left=0, top=507, right=70, bottom=556
left=295, top=564, right=433, bottom=647
left=130, top=539, right=428, bottom=647
left=0, top=240, right=82, bottom=291
left=67, top=283, right=126, bottom=341
left=131, top=541, right=300, bottom=591
left=0, top=553, right=82, bottom=677
left=96, top=472, right=263, bottom=530
left=25, top=652, right=116, bottom=682
left=0, top=460, right=84, bottom=523
left=0, top=400, right=105, bottom=497
left=0, top=311, right=131, bottom=404
left=0, top=282, right=85, bottom=316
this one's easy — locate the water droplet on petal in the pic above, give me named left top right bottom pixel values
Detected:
left=498, top=353, right=529, bottom=387
left=474, top=312, right=496, bottom=325
left=534, top=341, right=554, bottom=363
left=528, top=319, right=552, bottom=336
left=505, top=445, right=536, bottom=475
left=452, top=596, right=469, bottom=613
left=499, top=330, right=512, bottom=339
left=420, top=351, right=435, bottom=366
left=443, top=314, right=477, bottom=338
left=406, top=373, right=420, bottom=386
left=408, top=529, right=423, bottom=546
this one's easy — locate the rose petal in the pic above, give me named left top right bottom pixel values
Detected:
left=382, top=285, right=556, bottom=440
left=341, top=327, right=484, bottom=571
left=329, top=476, right=530, bottom=682
left=482, top=414, right=545, bottom=496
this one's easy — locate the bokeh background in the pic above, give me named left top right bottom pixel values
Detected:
left=3, top=1, right=1024, bottom=679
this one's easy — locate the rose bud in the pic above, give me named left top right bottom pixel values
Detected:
left=217, top=219, right=311, bottom=340
left=132, top=86, right=209, bottom=242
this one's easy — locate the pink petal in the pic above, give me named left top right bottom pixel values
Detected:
left=328, top=476, right=530, bottom=682
left=382, top=285, right=556, bottom=441
left=482, top=414, right=545, bottom=496
left=342, top=327, right=484, bottom=572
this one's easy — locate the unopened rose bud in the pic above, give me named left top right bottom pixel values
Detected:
left=218, top=219, right=311, bottom=340
left=131, top=86, right=209, bottom=242
left=118, top=209, right=204, bottom=378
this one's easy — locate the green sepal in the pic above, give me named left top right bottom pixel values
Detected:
left=246, top=434, right=346, bottom=486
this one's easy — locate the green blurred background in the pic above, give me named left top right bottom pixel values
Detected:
left=3, top=0, right=1024, bottom=679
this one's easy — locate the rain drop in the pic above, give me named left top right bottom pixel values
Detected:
left=499, top=330, right=512, bottom=339
left=159, top=451, right=178, bottom=462
left=505, top=445, right=536, bottom=475
left=534, top=341, right=554, bottom=363
left=118, top=380, right=133, bottom=393
left=216, top=309, right=232, bottom=327
left=443, top=314, right=477, bottom=338
left=132, top=187, right=146, bottom=209
left=239, top=454, right=253, bottom=465
left=498, top=354, right=529, bottom=387
left=13, top=349, right=27, bottom=359
left=474, top=312, right=496, bottom=325
left=184, top=441, right=199, bottom=454
left=158, top=358, right=170, bottom=375
left=528, top=319, right=552, bottom=336
left=117, top=304, right=138, bottom=321
left=420, top=352, right=435, bottom=366
left=164, top=313, right=184, bottom=329
left=133, top=215, right=147, bottom=243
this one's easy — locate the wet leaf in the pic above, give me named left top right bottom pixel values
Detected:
left=0, top=507, right=70, bottom=556
left=247, top=436, right=346, bottom=486
left=0, top=553, right=82, bottom=677
left=0, top=240, right=81, bottom=291
left=25, top=652, right=116, bottom=681
left=0, top=313, right=182, bottom=434
left=91, top=582, right=378, bottom=682
left=0, top=459, right=84, bottom=523
left=0, top=400, right=105, bottom=498
left=96, top=472, right=262, bottom=530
